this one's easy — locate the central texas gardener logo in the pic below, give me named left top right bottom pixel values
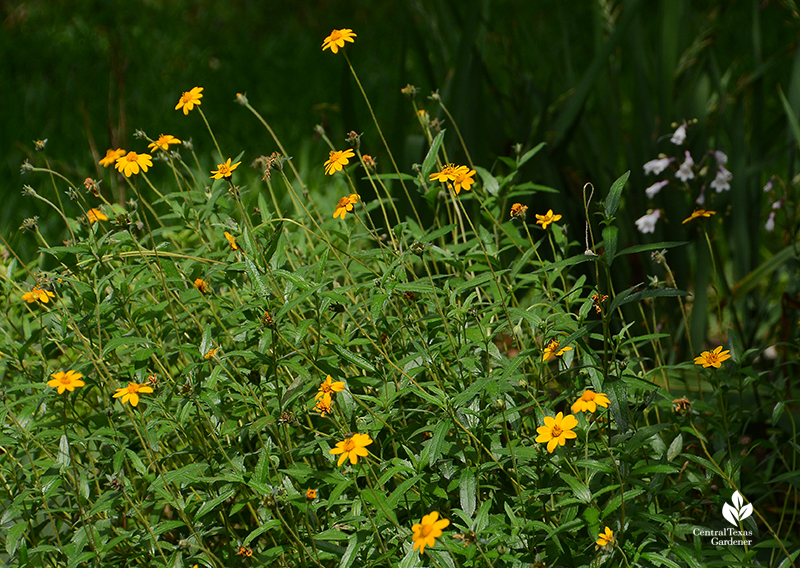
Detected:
left=722, top=491, right=753, bottom=526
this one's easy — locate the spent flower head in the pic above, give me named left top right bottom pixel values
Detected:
left=510, top=203, right=528, bottom=219
left=175, top=86, right=203, bottom=114
left=322, top=28, right=356, bottom=53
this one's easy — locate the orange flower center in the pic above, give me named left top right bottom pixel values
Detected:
left=420, top=523, right=435, bottom=537
left=551, top=425, right=563, bottom=437
left=59, top=376, right=71, bottom=385
left=581, top=391, right=596, bottom=402
left=337, top=197, right=351, bottom=207
left=126, top=383, right=140, bottom=393
left=320, top=383, right=333, bottom=393
left=342, top=438, right=356, bottom=452
left=125, top=152, right=138, bottom=163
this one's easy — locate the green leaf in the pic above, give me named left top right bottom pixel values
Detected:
left=459, top=467, right=477, bottom=517
left=428, top=420, right=450, bottom=467
left=195, top=488, right=236, bottom=519
left=57, top=434, right=71, bottom=472
left=667, top=433, right=683, bottom=461
left=615, top=241, right=687, bottom=257
left=602, top=226, right=618, bottom=265
left=559, top=472, right=592, bottom=503
left=474, top=166, right=499, bottom=195
left=329, top=344, right=376, bottom=373
left=244, top=255, right=269, bottom=298
left=604, top=170, right=630, bottom=217
left=421, top=130, right=446, bottom=178
left=517, top=142, right=546, bottom=167
left=778, top=85, right=800, bottom=150
left=609, top=286, right=691, bottom=313
left=6, top=521, right=26, bottom=556
left=340, top=531, right=365, bottom=568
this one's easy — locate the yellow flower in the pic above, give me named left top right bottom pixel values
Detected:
left=22, top=286, right=55, bottom=304
left=324, top=149, right=355, bottom=175
left=333, top=194, right=359, bottom=219
left=571, top=390, right=610, bottom=413
left=429, top=163, right=459, bottom=182
left=306, top=488, right=317, bottom=500
left=148, top=134, right=182, bottom=152
left=329, top=432, right=373, bottom=466
left=411, top=511, right=450, bottom=555
left=322, top=28, right=357, bottom=53
left=99, top=148, right=125, bottom=167
left=210, top=158, right=241, bottom=180
left=204, top=347, right=218, bottom=360
left=224, top=231, right=242, bottom=252
left=315, top=375, right=346, bottom=402
left=535, top=209, right=562, bottom=230
left=596, top=526, right=614, bottom=547
left=314, top=397, right=333, bottom=417
left=175, top=86, right=203, bottom=114
left=542, top=340, right=572, bottom=362
left=693, top=345, right=731, bottom=368
left=510, top=203, right=528, bottom=219
left=86, top=208, right=108, bottom=224
left=682, top=209, right=716, bottom=224
left=452, top=166, right=476, bottom=195
left=47, top=370, right=85, bottom=394
left=112, top=382, right=154, bottom=407
left=194, top=278, right=210, bottom=294
left=535, top=412, right=578, bottom=453
left=115, top=151, right=153, bottom=177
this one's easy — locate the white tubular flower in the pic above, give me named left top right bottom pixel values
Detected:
left=676, top=151, right=695, bottom=182
left=635, top=209, right=661, bottom=234
left=645, top=180, right=669, bottom=199
left=710, top=166, right=732, bottom=193
left=713, top=150, right=728, bottom=165
left=643, top=157, right=673, bottom=176
left=670, top=123, right=687, bottom=145
left=765, top=211, right=776, bottom=232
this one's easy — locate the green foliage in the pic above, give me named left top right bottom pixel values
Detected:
left=2, top=4, right=800, bottom=568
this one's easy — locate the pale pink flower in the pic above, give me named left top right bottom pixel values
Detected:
left=765, top=211, right=775, bottom=232
left=643, top=157, right=673, bottom=176
left=635, top=209, right=661, bottom=234
left=645, top=180, right=669, bottom=199
left=675, top=151, right=695, bottom=182
left=710, top=166, right=732, bottom=193
left=713, top=150, right=728, bottom=165
left=670, top=124, right=687, bottom=145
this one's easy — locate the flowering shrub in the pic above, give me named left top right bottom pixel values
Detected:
left=0, top=24, right=798, bottom=568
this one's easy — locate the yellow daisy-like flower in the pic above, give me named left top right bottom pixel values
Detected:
left=693, top=345, right=731, bottom=368
left=47, top=370, right=85, bottom=394
left=210, top=158, right=242, bottom=180
left=194, top=278, right=210, bottom=294
left=86, top=208, right=108, bottom=224
left=535, top=209, right=562, bottom=230
left=452, top=166, right=476, bottom=195
left=112, top=382, right=154, bottom=407
left=571, top=390, right=610, bottom=413
left=175, top=86, right=203, bottom=115
left=224, top=231, right=242, bottom=252
left=542, top=340, right=572, bottom=362
left=22, top=285, right=55, bottom=304
left=314, top=397, right=333, bottom=417
left=412, top=511, right=450, bottom=555
left=322, top=28, right=357, bottom=53
left=510, top=203, right=528, bottom=219
left=204, top=347, right=218, bottom=360
left=306, top=488, right=317, bottom=500
left=596, top=526, right=614, bottom=547
left=333, top=194, right=360, bottom=219
left=148, top=134, right=182, bottom=152
left=115, top=151, right=153, bottom=177
left=324, top=149, right=355, bottom=175
left=429, top=163, right=460, bottom=183
left=682, top=209, right=716, bottom=224
left=99, top=148, right=125, bottom=167
left=329, top=432, right=373, bottom=466
left=315, top=375, right=346, bottom=402
left=535, top=412, right=578, bottom=453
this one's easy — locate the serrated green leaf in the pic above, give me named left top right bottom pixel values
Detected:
left=459, top=467, right=477, bottom=518
left=195, top=488, right=236, bottom=519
